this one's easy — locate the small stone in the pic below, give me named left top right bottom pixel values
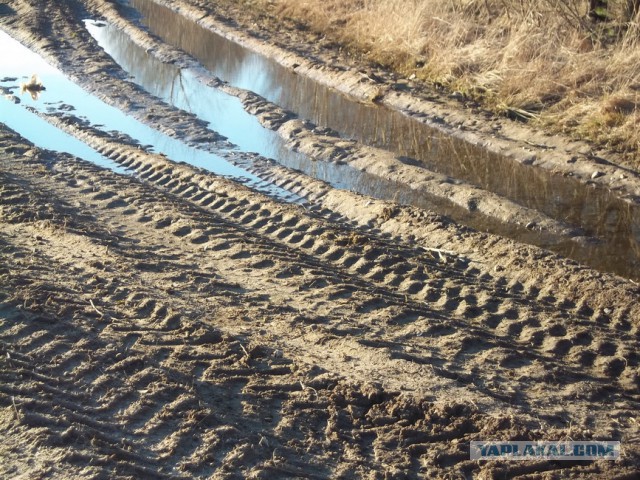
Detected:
left=591, top=171, right=604, bottom=179
left=604, top=307, right=612, bottom=315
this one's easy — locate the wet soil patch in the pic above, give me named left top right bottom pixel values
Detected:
left=0, top=29, right=297, bottom=202
left=123, top=0, right=640, bottom=281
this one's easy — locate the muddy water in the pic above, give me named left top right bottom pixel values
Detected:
left=85, top=20, right=305, bottom=166
left=84, top=20, right=539, bottom=239
left=0, top=95, right=129, bottom=175
left=0, top=32, right=127, bottom=173
left=0, top=30, right=301, bottom=201
left=126, top=0, right=640, bottom=280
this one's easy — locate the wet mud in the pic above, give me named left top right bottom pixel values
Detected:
left=124, top=0, right=640, bottom=280
left=1, top=1, right=640, bottom=479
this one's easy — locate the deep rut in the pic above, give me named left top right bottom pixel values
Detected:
left=1, top=127, right=639, bottom=478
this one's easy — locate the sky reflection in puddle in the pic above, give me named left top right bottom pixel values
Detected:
left=0, top=29, right=296, bottom=200
left=85, top=19, right=311, bottom=175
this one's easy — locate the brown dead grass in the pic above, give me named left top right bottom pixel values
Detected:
left=218, top=0, right=640, bottom=165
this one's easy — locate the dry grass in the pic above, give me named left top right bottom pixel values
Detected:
left=223, top=0, right=640, bottom=164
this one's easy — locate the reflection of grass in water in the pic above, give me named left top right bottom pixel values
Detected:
left=229, top=0, right=640, bottom=166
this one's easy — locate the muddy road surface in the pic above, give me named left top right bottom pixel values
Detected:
left=1, top=0, right=639, bottom=478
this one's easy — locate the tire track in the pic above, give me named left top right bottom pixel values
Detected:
left=5, top=131, right=639, bottom=414
left=1, top=161, right=639, bottom=478
left=1, top=0, right=639, bottom=462
left=29, top=112, right=640, bottom=374
left=4, top=131, right=640, bottom=406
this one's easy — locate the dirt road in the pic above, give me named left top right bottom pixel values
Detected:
left=1, top=0, right=639, bottom=478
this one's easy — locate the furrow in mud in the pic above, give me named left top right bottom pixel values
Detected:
left=146, top=0, right=640, bottom=200
left=86, top=2, right=582, bottom=237
left=115, top=0, right=640, bottom=281
left=2, top=127, right=639, bottom=478
left=87, top=0, right=626, bottom=270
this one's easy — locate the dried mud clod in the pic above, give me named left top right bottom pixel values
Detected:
left=19, top=73, right=45, bottom=100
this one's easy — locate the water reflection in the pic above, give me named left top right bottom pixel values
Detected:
left=0, top=95, right=130, bottom=175
left=127, top=0, right=635, bottom=232
left=85, top=19, right=303, bottom=163
left=84, top=18, right=560, bottom=243
left=20, top=74, right=46, bottom=100
left=0, top=29, right=295, bottom=200
left=0, top=33, right=127, bottom=173
left=125, top=0, right=640, bottom=280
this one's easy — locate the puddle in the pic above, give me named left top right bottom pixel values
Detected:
left=83, top=22, right=533, bottom=230
left=126, top=0, right=640, bottom=281
left=84, top=19, right=565, bottom=239
left=0, top=96, right=129, bottom=175
left=0, top=30, right=296, bottom=201
left=85, top=19, right=305, bottom=167
left=0, top=33, right=126, bottom=173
